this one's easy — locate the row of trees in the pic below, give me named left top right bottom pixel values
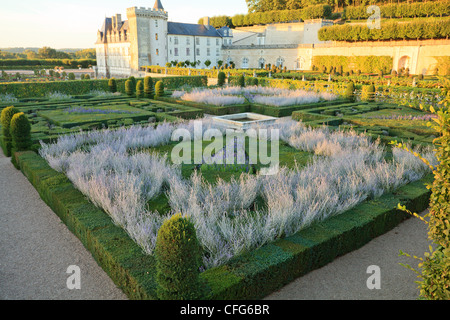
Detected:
left=318, top=18, right=450, bottom=41
left=244, top=0, right=444, bottom=13
left=0, top=47, right=96, bottom=60
left=344, top=1, right=450, bottom=20
left=205, top=4, right=332, bottom=28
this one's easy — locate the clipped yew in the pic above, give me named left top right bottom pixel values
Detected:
left=1, top=106, right=20, bottom=156
left=238, top=74, right=245, bottom=87
left=217, top=71, right=226, bottom=87
left=144, top=76, right=154, bottom=98
left=10, top=112, right=31, bottom=151
left=155, top=80, right=164, bottom=98
left=136, top=80, right=144, bottom=98
left=108, top=78, right=117, bottom=93
left=344, top=82, right=355, bottom=102
left=155, top=213, right=204, bottom=300
left=362, top=84, right=375, bottom=102
left=125, top=79, right=134, bottom=96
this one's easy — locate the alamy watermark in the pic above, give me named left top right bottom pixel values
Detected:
left=170, top=120, right=280, bottom=175
left=66, top=265, right=81, bottom=290
left=367, top=5, right=381, bottom=30
left=366, top=265, right=381, bottom=290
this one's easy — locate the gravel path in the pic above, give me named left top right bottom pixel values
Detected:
left=265, top=209, right=432, bottom=300
left=0, top=150, right=432, bottom=300
left=0, top=152, right=127, bottom=300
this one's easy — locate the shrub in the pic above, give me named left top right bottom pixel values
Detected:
left=344, top=82, right=355, bottom=101
left=125, top=79, right=134, bottom=96
left=128, top=76, right=137, bottom=88
left=361, top=84, right=375, bottom=102
left=108, top=78, right=117, bottom=93
left=0, top=106, right=20, bottom=156
left=136, top=80, right=144, bottom=98
left=395, top=81, right=450, bottom=299
left=10, top=112, right=31, bottom=151
left=252, top=77, right=259, bottom=86
left=155, top=214, right=204, bottom=300
left=217, top=71, right=226, bottom=87
left=68, top=73, right=75, bottom=80
left=238, top=74, right=245, bottom=87
left=144, top=76, right=154, bottom=98
left=155, top=80, right=164, bottom=97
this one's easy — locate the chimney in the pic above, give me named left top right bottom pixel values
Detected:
left=203, top=17, right=210, bottom=29
left=116, top=14, right=122, bottom=28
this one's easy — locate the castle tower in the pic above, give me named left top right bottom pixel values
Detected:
left=126, top=1, right=168, bottom=74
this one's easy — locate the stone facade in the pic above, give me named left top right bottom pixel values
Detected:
left=95, top=1, right=450, bottom=78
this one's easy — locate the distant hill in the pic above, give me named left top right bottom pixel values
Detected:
left=0, top=47, right=93, bottom=54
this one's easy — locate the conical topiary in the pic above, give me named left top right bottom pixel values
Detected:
left=125, top=79, right=134, bottom=96
left=10, top=112, right=31, bottom=152
left=1, top=106, right=20, bottom=156
left=344, top=82, right=355, bottom=102
left=108, top=78, right=117, bottom=93
left=155, top=213, right=204, bottom=300
left=217, top=71, right=226, bottom=87
left=136, top=80, right=144, bottom=98
left=155, top=80, right=164, bottom=98
left=144, top=76, right=154, bottom=98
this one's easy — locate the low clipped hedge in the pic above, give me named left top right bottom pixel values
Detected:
left=0, top=76, right=207, bottom=99
left=12, top=149, right=433, bottom=300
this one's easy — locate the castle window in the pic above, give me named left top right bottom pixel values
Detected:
left=216, top=48, right=219, bottom=56
left=174, top=48, right=179, bottom=56
left=155, top=33, right=158, bottom=40
left=186, top=38, right=190, bottom=45
left=276, top=57, right=284, bottom=68
left=242, top=57, right=249, bottom=69
left=156, top=49, right=159, bottom=56
left=196, top=48, right=200, bottom=56
left=174, top=37, right=179, bottom=45
left=186, top=48, right=190, bottom=56
left=155, top=20, right=158, bottom=27
left=207, top=48, right=210, bottom=56
left=207, top=38, right=210, bottom=46
left=216, top=38, right=220, bottom=46
left=196, top=38, right=200, bottom=46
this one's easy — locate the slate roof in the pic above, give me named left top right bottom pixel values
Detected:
left=154, top=0, right=164, bottom=10
left=168, top=22, right=222, bottom=37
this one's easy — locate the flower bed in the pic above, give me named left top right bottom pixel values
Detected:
left=171, top=86, right=338, bottom=107
left=39, top=117, right=435, bottom=270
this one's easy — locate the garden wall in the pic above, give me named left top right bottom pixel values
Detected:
left=0, top=76, right=207, bottom=99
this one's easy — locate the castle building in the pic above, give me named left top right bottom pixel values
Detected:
left=95, top=0, right=232, bottom=78
left=95, top=1, right=450, bottom=78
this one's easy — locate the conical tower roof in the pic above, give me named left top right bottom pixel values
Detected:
left=154, top=0, right=164, bottom=10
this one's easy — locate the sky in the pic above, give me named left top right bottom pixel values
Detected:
left=0, top=0, right=248, bottom=49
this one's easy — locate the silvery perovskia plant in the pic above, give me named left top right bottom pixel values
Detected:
left=393, top=77, right=450, bottom=300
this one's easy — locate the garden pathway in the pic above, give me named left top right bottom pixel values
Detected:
left=0, top=150, right=432, bottom=300
left=0, top=152, right=127, bottom=300
left=265, top=209, right=432, bottom=300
